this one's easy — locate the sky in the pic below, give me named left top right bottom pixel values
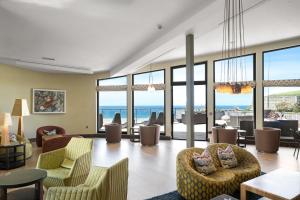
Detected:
left=99, top=46, right=300, bottom=107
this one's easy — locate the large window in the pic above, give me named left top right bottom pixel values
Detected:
left=97, top=76, right=128, bottom=132
left=263, top=46, right=300, bottom=136
left=214, top=55, right=255, bottom=130
left=132, top=70, right=165, bottom=134
left=171, top=63, right=207, bottom=140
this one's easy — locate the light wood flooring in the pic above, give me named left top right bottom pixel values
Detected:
left=1, top=138, right=299, bottom=200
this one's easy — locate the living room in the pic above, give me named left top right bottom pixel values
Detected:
left=0, top=0, right=300, bottom=200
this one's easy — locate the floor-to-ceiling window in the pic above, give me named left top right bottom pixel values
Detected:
left=97, top=76, right=128, bottom=133
left=171, top=62, right=207, bottom=140
left=263, top=46, right=300, bottom=136
left=132, top=70, right=165, bottom=134
left=214, top=55, right=256, bottom=130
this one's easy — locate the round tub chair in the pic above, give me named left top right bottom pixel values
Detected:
left=105, top=123, right=122, bottom=143
left=212, top=127, right=238, bottom=144
left=140, top=124, right=160, bottom=146
left=36, top=126, right=66, bottom=147
left=255, top=127, right=281, bottom=153
left=176, top=143, right=261, bottom=200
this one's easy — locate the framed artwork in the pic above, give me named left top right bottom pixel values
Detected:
left=32, top=89, right=66, bottom=114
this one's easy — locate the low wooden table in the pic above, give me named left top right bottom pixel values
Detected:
left=241, top=168, right=300, bottom=200
left=0, top=169, right=47, bottom=200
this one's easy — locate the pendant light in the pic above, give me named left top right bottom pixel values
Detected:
left=147, top=64, right=155, bottom=92
left=215, top=0, right=254, bottom=94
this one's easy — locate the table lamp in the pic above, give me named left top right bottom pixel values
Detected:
left=11, top=99, right=30, bottom=138
left=0, top=113, right=12, bottom=145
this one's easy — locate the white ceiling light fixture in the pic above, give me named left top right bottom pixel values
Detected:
left=147, top=64, right=155, bottom=92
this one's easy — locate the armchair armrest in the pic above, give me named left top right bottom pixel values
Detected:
left=42, top=136, right=72, bottom=153
left=65, top=152, right=92, bottom=186
left=36, top=148, right=65, bottom=169
left=46, top=186, right=94, bottom=200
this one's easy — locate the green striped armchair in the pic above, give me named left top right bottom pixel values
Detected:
left=45, top=158, right=129, bottom=200
left=36, top=137, right=93, bottom=188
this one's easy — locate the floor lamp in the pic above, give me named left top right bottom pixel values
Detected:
left=0, top=113, right=12, bottom=146
left=12, top=99, right=30, bottom=138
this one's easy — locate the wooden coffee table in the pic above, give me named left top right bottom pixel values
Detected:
left=241, top=168, right=300, bottom=200
left=0, top=169, right=47, bottom=200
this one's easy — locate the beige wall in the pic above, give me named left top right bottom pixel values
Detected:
left=0, top=64, right=107, bottom=138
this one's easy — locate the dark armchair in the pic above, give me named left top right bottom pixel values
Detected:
left=144, top=112, right=157, bottom=126
left=293, top=131, right=300, bottom=159
left=36, top=126, right=66, bottom=147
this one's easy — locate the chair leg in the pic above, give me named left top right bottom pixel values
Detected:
left=297, top=145, right=300, bottom=160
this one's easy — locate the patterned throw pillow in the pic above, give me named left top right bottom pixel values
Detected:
left=43, top=129, right=57, bottom=136
left=193, top=149, right=217, bottom=175
left=217, top=145, right=238, bottom=169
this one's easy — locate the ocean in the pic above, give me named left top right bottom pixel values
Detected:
left=99, top=105, right=250, bottom=123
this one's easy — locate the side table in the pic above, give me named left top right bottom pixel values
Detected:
left=0, top=142, right=26, bottom=170
left=0, top=169, right=47, bottom=200
left=130, top=126, right=140, bottom=142
left=237, top=130, right=247, bottom=148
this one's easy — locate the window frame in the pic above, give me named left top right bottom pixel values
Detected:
left=213, top=53, right=257, bottom=128
left=171, top=61, right=208, bottom=141
left=262, top=44, right=300, bottom=124
left=97, top=75, right=128, bottom=133
left=132, top=69, right=166, bottom=135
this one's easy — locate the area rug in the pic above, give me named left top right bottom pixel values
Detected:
left=146, top=172, right=265, bottom=200
left=145, top=190, right=262, bottom=200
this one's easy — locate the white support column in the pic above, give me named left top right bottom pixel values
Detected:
left=127, top=74, right=133, bottom=134
left=256, top=51, right=263, bottom=129
left=207, top=60, right=214, bottom=134
left=186, top=34, right=195, bottom=148
left=165, top=67, right=172, bottom=137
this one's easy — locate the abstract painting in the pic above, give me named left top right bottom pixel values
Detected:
left=33, top=89, right=66, bottom=113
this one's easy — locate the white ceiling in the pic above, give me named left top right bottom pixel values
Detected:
left=0, top=0, right=299, bottom=75
left=154, top=0, right=300, bottom=64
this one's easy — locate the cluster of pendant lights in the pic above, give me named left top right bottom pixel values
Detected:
left=215, top=0, right=254, bottom=94
left=147, top=0, right=253, bottom=94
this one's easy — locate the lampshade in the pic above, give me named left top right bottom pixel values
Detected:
left=0, top=113, right=12, bottom=127
left=11, top=99, right=30, bottom=116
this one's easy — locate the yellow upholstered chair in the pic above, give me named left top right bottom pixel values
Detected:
left=45, top=158, right=129, bottom=200
left=36, top=137, right=93, bottom=188
left=176, top=143, right=260, bottom=200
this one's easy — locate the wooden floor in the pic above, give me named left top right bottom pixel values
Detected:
left=1, top=138, right=299, bottom=200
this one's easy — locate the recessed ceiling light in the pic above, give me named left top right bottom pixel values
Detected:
left=157, top=24, right=163, bottom=30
